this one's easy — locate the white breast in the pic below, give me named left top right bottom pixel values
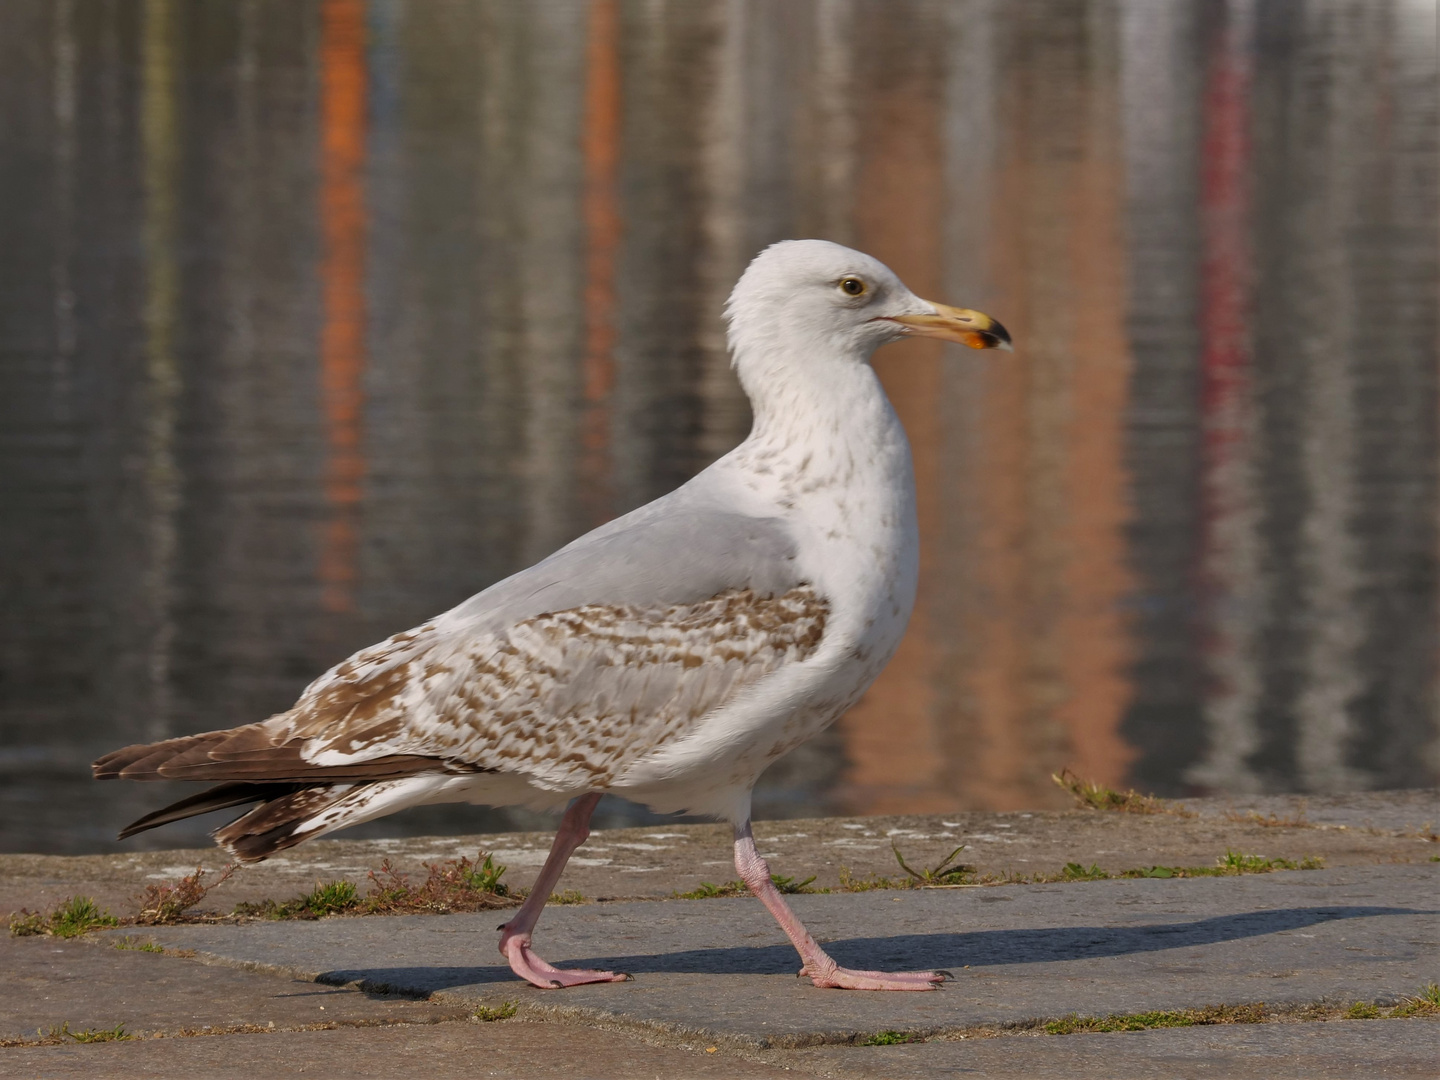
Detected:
left=611, top=361, right=919, bottom=819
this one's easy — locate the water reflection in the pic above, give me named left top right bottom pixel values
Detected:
left=0, top=0, right=1435, bottom=853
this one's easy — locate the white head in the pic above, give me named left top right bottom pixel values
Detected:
left=724, top=239, right=1010, bottom=372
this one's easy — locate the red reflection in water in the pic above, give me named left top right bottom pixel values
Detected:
left=1195, top=2, right=1259, bottom=785
left=580, top=0, right=622, bottom=525
left=318, top=0, right=367, bottom=615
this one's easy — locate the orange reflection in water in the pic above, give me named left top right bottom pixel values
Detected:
left=318, top=0, right=367, bottom=615
left=580, top=0, right=622, bottom=525
left=838, top=8, right=1137, bottom=814
left=839, top=9, right=949, bottom=814
left=954, top=12, right=1137, bottom=810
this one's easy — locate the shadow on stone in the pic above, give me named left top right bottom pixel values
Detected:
left=318, top=904, right=1427, bottom=993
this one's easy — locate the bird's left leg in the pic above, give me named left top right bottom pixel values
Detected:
left=498, top=792, right=629, bottom=988
left=733, top=820, right=945, bottom=991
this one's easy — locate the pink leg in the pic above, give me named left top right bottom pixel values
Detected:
left=734, top=821, right=947, bottom=991
left=497, top=793, right=629, bottom=989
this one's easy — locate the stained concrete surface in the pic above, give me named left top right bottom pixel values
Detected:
left=2, top=793, right=1436, bottom=1078
left=88, top=864, right=1437, bottom=1045
left=2, top=791, right=1434, bottom=919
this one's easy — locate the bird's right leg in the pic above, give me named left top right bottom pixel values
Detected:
left=733, top=820, right=945, bottom=991
left=497, top=792, right=629, bottom=988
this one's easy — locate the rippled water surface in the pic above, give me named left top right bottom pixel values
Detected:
left=2, top=0, right=1436, bottom=852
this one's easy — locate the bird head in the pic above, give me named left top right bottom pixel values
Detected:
left=724, top=239, right=1011, bottom=365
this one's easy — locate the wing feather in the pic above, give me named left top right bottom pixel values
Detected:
left=289, top=585, right=827, bottom=789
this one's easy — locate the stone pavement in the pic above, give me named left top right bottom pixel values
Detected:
left=1, top=791, right=1436, bottom=1078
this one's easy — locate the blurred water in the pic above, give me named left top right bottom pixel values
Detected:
left=1, top=0, right=1436, bottom=853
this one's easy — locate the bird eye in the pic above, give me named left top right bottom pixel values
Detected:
left=838, top=276, right=867, bottom=297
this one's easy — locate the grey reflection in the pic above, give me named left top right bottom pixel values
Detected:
left=0, top=0, right=1435, bottom=855
left=140, top=0, right=181, bottom=741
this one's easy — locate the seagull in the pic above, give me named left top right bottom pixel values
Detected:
left=94, top=240, right=1011, bottom=991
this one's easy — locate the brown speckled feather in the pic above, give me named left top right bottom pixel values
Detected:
left=95, top=585, right=827, bottom=793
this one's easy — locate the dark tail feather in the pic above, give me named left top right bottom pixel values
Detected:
left=213, top=784, right=361, bottom=862
left=116, top=781, right=310, bottom=840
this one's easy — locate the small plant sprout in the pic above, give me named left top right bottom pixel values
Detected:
left=675, top=873, right=818, bottom=900
left=113, top=936, right=164, bottom=952
left=860, top=1030, right=920, bottom=1045
left=302, top=880, right=360, bottom=916
left=136, top=864, right=238, bottom=925
left=474, top=1001, right=518, bottom=1022
left=890, top=840, right=974, bottom=885
left=461, top=853, right=508, bottom=895
left=234, top=850, right=514, bottom=920
left=1051, top=768, right=1190, bottom=816
left=40, top=1022, right=131, bottom=1044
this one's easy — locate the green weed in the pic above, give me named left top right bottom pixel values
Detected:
left=113, top=936, right=164, bottom=953
left=836, top=866, right=910, bottom=892
left=474, top=1001, right=518, bottom=1022
left=1345, top=1001, right=1383, bottom=1019
left=458, top=853, right=509, bottom=896
left=891, top=840, right=974, bottom=885
left=1391, top=983, right=1440, bottom=1017
left=236, top=851, right=515, bottom=920
left=40, top=1022, right=131, bottom=1044
left=9, top=897, right=119, bottom=939
left=1045, top=1003, right=1264, bottom=1034
left=1052, top=768, right=1191, bottom=816
left=860, top=1030, right=920, bottom=1045
left=674, top=873, right=819, bottom=900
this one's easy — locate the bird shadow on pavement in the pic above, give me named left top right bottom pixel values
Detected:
left=321, top=903, right=1427, bottom=992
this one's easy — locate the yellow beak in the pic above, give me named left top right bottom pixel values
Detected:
left=883, top=302, right=1013, bottom=351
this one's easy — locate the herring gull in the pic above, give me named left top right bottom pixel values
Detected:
left=94, top=239, right=1011, bottom=991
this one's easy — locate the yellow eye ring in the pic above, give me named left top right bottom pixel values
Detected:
left=839, top=276, right=866, bottom=297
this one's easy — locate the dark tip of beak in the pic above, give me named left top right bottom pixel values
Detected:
left=982, top=319, right=1012, bottom=350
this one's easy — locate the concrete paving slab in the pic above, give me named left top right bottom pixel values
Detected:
left=100, top=864, right=1438, bottom=1047
left=0, top=1018, right=810, bottom=1080
left=0, top=934, right=466, bottom=1041
left=786, top=1019, right=1440, bottom=1079
left=1188, top=789, right=1439, bottom=836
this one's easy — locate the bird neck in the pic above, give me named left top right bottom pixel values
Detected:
left=729, top=341, right=913, bottom=503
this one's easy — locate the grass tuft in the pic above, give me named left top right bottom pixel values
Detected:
left=673, top=873, right=820, bottom=900
left=836, top=866, right=910, bottom=892
left=860, top=1030, right=920, bottom=1045
left=235, top=851, right=515, bottom=920
left=113, top=936, right=164, bottom=953
left=474, top=1001, right=518, bottom=1022
left=1052, top=768, right=1191, bottom=816
left=547, top=889, right=586, bottom=905
left=136, top=865, right=238, bottom=925
left=9, top=896, right=119, bottom=939
left=1045, top=1003, right=1265, bottom=1034
left=37, top=1022, right=131, bottom=1044
left=1391, top=983, right=1440, bottom=1017
left=891, top=840, right=974, bottom=885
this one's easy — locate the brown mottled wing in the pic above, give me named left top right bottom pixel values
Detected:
left=285, top=585, right=828, bottom=789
